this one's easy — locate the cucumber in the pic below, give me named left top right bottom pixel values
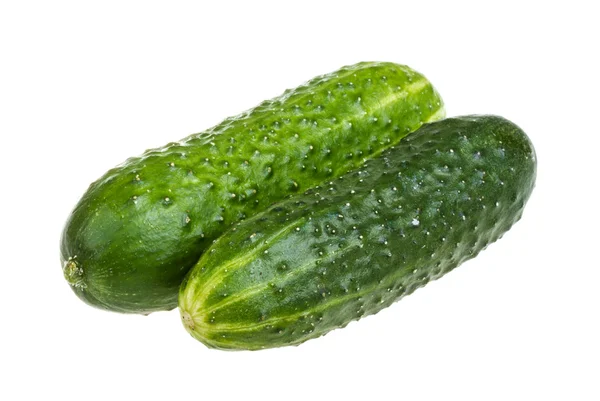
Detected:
left=179, top=115, right=537, bottom=350
left=61, top=62, right=445, bottom=314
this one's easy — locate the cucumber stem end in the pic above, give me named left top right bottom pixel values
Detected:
left=63, top=258, right=86, bottom=289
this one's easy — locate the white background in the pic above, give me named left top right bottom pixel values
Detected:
left=1, top=1, right=598, bottom=400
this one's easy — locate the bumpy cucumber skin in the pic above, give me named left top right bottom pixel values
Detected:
left=60, top=62, right=445, bottom=314
left=179, top=115, right=537, bottom=350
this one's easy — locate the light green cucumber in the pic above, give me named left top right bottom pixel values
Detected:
left=60, top=62, right=445, bottom=314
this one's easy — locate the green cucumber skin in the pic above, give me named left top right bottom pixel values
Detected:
left=179, top=115, right=537, bottom=350
left=60, top=62, right=445, bottom=314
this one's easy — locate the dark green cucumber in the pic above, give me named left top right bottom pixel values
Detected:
left=60, top=62, right=445, bottom=314
left=179, top=115, right=537, bottom=350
